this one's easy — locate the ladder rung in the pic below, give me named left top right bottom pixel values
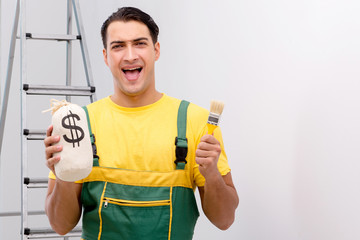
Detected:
left=0, top=210, right=45, bottom=217
left=24, top=177, right=48, bottom=188
left=23, top=84, right=96, bottom=96
left=25, top=33, right=81, bottom=41
left=24, top=227, right=82, bottom=239
left=23, top=129, right=46, bottom=140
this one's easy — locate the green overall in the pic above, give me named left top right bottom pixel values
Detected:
left=80, top=101, right=199, bottom=240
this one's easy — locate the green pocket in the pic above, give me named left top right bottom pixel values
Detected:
left=98, top=184, right=172, bottom=240
left=100, top=197, right=171, bottom=240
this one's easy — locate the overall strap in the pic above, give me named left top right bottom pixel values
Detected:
left=175, top=100, right=190, bottom=170
left=82, top=106, right=99, bottom=167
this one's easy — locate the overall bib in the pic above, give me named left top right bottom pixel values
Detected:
left=80, top=101, right=199, bottom=240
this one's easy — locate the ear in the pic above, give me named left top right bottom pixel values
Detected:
left=103, top=48, right=109, bottom=66
left=154, top=42, right=160, bottom=61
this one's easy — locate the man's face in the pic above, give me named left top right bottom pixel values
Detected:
left=103, top=20, right=160, bottom=98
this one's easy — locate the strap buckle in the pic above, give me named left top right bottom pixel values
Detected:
left=91, top=134, right=99, bottom=159
left=174, top=137, right=188, bottom=164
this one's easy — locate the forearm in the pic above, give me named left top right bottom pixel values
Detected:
left=201, top=172, right=239, bottom=230
left=45, top=179, right=82, bottom=235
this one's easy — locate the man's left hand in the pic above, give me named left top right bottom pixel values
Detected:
left=195, top=134, right=222, bottom=179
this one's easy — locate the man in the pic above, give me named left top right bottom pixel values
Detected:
left=44, top=7, right=238, bottom=240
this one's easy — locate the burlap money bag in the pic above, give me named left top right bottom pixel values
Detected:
left=47, top=100, right=93, bottom=182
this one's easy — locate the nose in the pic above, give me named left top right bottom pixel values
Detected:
left=124, top=46, right=138, bottom=62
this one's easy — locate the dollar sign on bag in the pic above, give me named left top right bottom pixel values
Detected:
left=62, top=110, right=84, bottom=148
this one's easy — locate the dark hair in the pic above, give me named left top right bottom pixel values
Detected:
left=101, top=7, right=159, bottom=49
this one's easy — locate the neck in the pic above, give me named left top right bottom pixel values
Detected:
left=111, top=91, right=163, bottom=108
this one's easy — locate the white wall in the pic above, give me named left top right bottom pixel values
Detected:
left=1, top=0, right=360, bottom=239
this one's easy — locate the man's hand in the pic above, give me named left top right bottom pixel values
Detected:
left=44, top=125, right=82, bottom=235
left=196, top=134, right=239, bottom=230
left=44, top=125, right=62, bottom=174
left=195, top=134, right=222, bottom=179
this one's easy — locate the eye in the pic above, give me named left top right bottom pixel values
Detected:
left=112, top=44, right=123, bottom=50
left=136, top=41, right=147, bottom=46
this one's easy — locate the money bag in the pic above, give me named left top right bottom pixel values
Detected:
left=47, top=99, right=93, bottom=182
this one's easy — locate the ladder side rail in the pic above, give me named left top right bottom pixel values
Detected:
left=66, top=0, right=73, bottom=102
left=0, top=0, right=20, bottom=157
left=19, top=0, right=28, bottom=238
left=72, top=0, right=96, bottom=102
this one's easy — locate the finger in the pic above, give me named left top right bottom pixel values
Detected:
left=197, top=141, right=221, bottom=153
left=196, top=156, right=216, bottom=168
left=196, top=148, right=219, bottom=159
left=195, top=149, right=207, bottom=158
left=45, top=145, right=62, bottom=160
left=197, top=141, right=212, bottom=151
left=46, top=125, right=53, bottom=137
left=195, top=157, right=207, bottom=166
left=200, top=134, right=220, bottom=145
left=44, top=135, right=60, bottom=147
left=45, top=155, right=60, bottom=173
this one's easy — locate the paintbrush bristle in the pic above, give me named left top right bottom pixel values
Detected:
left=210, top=100, right=225, bottom=115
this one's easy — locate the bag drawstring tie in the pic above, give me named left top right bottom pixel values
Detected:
left=42, top=99, right=71, bottom=115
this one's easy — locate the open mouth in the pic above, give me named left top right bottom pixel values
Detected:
left=122, top=67, right=143, bottom=81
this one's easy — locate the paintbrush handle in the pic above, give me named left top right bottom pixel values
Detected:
left=207, top=123, right=217, bottom=135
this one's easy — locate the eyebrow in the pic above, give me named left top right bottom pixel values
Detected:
left=110, top=37, right=149, bottom=46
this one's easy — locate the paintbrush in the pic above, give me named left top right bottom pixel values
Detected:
left=207, top=100, right=225, bottom=135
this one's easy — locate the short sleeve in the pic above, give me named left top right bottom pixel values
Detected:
left=48, top=170, right=56, bottom=180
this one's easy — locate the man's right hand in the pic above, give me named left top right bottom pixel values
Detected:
left=44, top=125, right=83, bottom=235
left=44, top=125, right=62, bottom=174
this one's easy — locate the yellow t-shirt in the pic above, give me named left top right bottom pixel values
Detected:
left=49, top=94, right=230, bottom=187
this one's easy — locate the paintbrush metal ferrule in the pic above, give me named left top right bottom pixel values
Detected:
left=207, top=112, right=221, bottom=126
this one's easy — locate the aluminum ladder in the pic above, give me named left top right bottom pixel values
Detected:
left=0, top=0, right=97, bottom=239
